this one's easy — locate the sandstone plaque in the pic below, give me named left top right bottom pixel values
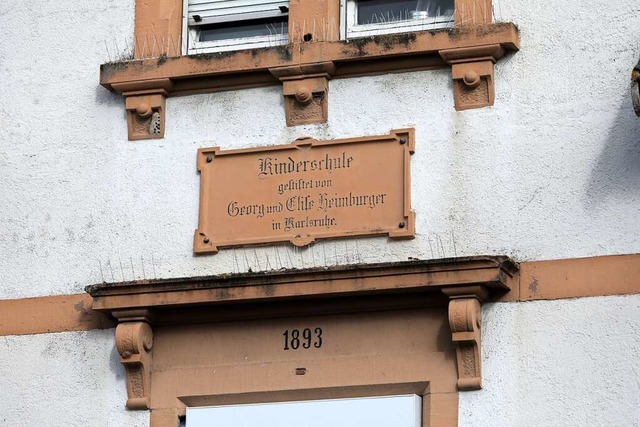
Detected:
left=194, top=129, right=415, bottom=254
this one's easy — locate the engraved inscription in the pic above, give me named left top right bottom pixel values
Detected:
left=283, top=327, right=323, bottom=350
left=227, top=154, right=387, bottom=233
left=258, top=153, right=353, bottom=179
left=227, top=151, right=387, bottom=231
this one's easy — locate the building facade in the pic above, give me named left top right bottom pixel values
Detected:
left=1, top=0, right=640, bottom=426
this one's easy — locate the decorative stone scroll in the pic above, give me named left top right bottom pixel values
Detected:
left=194, top=129, right=415, bottom=254
left=448, top=298, right=482, bottom=390
left=115, top=322, right=154, bottom=409
left=442, top=285, right=489, bottom=390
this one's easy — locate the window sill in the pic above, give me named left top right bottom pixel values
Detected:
left=101, top=23, right=519, bottom=138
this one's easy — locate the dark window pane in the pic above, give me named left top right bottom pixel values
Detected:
left=356, top=0, right=454, bottom=25
left=199, top=17, right=288, bottom=42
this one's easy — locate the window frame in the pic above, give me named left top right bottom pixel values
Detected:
left=340, top=0, right=455, bottom=40
left=183, top=0, right=290, bottom=54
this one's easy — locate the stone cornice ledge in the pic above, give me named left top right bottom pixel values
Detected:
left=87, top=256, right=518, bottom=316
left=100, top=23, right=519, bottom=137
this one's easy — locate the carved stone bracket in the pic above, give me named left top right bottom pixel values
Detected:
left=448, top=298, right=482, bottom=390
left=112, top=78, right=172, bottom=140
left=443, top=285, right=489, bottom=390
left=269, top=62, right=335, bottom=126
left=439, top=44, right=506, bottom=111
left=115, top=321, right=154, bottom=409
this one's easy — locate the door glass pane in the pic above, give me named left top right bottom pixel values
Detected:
left=187, top=394, right=422, bottom=427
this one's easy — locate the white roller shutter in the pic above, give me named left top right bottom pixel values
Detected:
left=188, top=0, right=289, bottom=26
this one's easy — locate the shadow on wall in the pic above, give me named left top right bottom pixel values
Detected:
left=585, top=94, right=640, bottom=208
left=109, top=335, right=126, bottom=383
left=95, top=85, right=123, bottom=109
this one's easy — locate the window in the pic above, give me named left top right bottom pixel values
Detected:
left=185, top=0, right=289, bottom=54
left=186, top=395, right=422, bottom=427
left=342, top=0, right=455, bottom=39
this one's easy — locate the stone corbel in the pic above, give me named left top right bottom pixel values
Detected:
left=114, top=312, right=154, bottom=410
left=111, top=78, right=172, bottom=140
left=439, top=45, right=505, bottom=111
left=442, top=286, right=489, bottom=391
left=270, top=62, right=335, bottom=126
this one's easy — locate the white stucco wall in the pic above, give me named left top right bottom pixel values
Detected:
left=460, top=294, right=640, bottom=427
left=0, top=329, right=148, bottom=427
left=1, top=1, right=639, bottom=299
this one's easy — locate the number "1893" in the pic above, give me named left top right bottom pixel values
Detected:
left=282, top=328, right=323, bottom=350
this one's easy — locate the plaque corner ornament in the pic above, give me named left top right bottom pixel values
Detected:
left=197, top=147, right=220, bottom=171
left=291, top=234, right=316, bottom=247
left=388, top=211, right=416, bottom=240
left=391, top=128, right=416, bottom=153
left=293, top=135, right=317, bottom=147
left=194, top=229, right=219, bottom=254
